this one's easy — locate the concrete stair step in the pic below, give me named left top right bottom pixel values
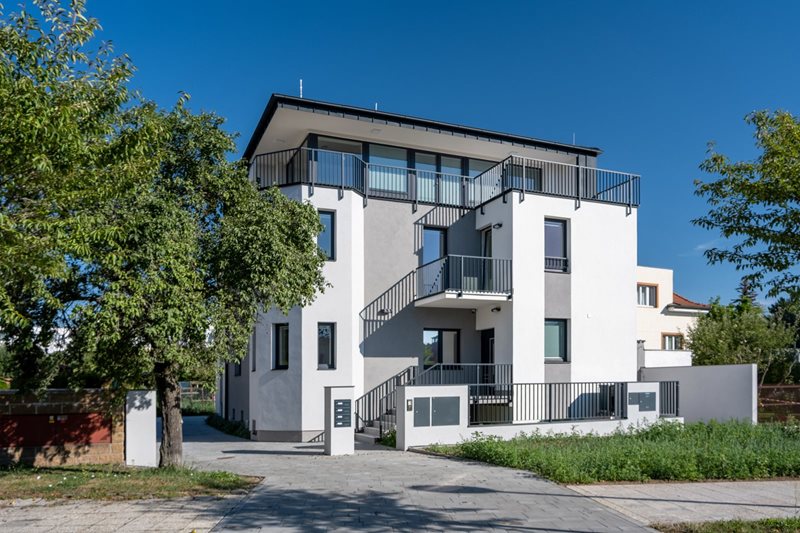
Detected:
left=355, top=432, right=379, bottom=444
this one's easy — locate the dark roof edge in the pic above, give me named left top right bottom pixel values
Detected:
left=242, top=94, right=603, bottom=160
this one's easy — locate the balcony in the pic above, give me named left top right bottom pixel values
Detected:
left=249, top=148, right=641, bottom=209
left=415, top=255, right=512, bottom=308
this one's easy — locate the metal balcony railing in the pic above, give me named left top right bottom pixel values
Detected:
left=544, top=256, right=569, bottom=272
left=469, top=382, right=628, bottom=425
left=411, top=363, right=513, bottom=386
left=249, top=148, right=641, bottom=209
left=416, top=255, right=512, bottom=300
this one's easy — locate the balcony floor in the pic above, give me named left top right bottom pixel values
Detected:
left=414, top=290, right=511, bottom=309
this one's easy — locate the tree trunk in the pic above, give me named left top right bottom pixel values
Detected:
left=155, top=362, right=183, bottom=467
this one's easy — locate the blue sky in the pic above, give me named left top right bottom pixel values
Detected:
left=88, top=0, right=800, bottom=305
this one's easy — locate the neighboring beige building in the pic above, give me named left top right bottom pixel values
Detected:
left=636, top=266, right=709, bottom=368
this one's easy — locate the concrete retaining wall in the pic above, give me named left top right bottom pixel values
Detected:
left=640, top=364, right=757, bottom=423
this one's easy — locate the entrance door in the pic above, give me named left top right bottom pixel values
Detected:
left=480, top=328, right=495, bottom=364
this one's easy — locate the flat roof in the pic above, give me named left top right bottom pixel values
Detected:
left=243, top=94, right=603, bottom=160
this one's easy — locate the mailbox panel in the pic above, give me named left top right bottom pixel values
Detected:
left=333, top=399, right=351, bottom=428
left=431, top=397, right=460, bottom=426
left=413, top=397, right=431, bottom=427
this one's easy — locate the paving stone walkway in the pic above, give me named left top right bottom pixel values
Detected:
left=4, top=417, right=798, bottom=532
left=570, top=480, right=800, bottom=526
left=181, top=418, right=648, bottom=532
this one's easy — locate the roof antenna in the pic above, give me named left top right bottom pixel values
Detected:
left=299, top=79, right=303, bottom=98
left=374, top=102, right=378, bottom=111
left=572, top=132, right=576, bottom=145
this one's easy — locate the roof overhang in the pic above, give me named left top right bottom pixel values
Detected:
left=243, top=94, right=602, bottom=161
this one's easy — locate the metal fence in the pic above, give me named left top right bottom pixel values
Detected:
left=659, top=381, right=680, bottom=417
left=412, top=363, right=513, bottom=386
left=468, top=382, right=628, bottom=425
left=416, top=255, right=512, bottom=299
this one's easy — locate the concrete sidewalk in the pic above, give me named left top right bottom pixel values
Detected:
left=570, top=480, right=800, bottom=525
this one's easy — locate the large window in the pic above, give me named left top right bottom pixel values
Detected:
left=369, top=144, right=408, bottom=193
left=637, top=284, right=658, bottom=307
left=544, top=219, right=568, bottom=272
left=545, top=319, right=568, bottom=361
left=274, top=324, right=289, bottom=370
left=415, top=152, right=437, bottom=203
left=422, top=227, right=447, bottom=265
left=440, top=156, right=462, bottom=205
left=423, top=329, right=460, bottom=368
left=318, top=210, right=335, bottom=260
left=662, top=333, right=684, bottom=351
left=318, top=323, right=335, bottom=369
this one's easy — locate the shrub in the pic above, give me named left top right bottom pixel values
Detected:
left=205, top=414, right=251, bottom=439
left=378, top=428, right=396, bottom=448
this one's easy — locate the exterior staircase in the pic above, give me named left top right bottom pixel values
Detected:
left=354, top=367, right=416, bottom=444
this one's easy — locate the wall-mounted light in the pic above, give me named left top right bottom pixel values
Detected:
left=377, top=308, right=391, bottom=316
left=492, top=223, right=503, bottom=230
left=490, top=306, right=501, bottom=313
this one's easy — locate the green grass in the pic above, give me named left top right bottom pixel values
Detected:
left=205, top=414, right=251, bottom=439
left=427, top=421, right=800, bottom=484
left=181, top=398, right=216, bottom=416
left=654, top=517, right=800, bottom=532
left=0, top=464, right=260, bottom=500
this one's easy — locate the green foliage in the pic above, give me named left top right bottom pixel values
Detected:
left=428, top=421, right=800, bottom=484
left=687, top=298, right=796, bottom=385
left=378, top=428, right=397, bottom=448
left=180, top=399, right=216, bottom=417
left=206, top=414, right=251, bottom=440
left=694, top=111, right=800, bottom=301
left=655, top=517, right=800, bottom=533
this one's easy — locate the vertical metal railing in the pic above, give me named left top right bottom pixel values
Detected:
left=250, top=148, right=640, bottom=208
left=412, top=363, right=513, bottom=386
left=468, top=382, right=628, bottom=425
left=659, top=381, right=680, bottom=417
left=416, top=255, right=512, bottom=299
left=354, top=366, right=417, bottom=432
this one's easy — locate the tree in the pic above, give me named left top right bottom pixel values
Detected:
left=1, top=2, right=327, bottom=466
left=687, top=298, right=796, bottom=386
left=693, top=111, right=800, bottom=301
left=0, top=0, right=162, bottom=389
left=66, top=102, right=326, bottom=466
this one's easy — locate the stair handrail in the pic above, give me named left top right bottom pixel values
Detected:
left=354, top=365, right=417, bottom=432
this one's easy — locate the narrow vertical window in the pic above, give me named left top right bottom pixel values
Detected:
left=318, top=211, right=335, bottom=260
left=250, top=331, right=256, bottom=372
left=274, top=324, right=289, bottom=369
left=544, top=219, right=568, bottom=272
left=662, top=334, right=684, bottom=351
left=422, top=227, right=446, bottom=265
left=318, top=323, right=335, bottom=369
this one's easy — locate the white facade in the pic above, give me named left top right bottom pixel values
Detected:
left=222, top=94, right=648, bottom=441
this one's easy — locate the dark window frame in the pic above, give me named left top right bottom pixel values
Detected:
left=233, top=361, right=242, bottom=376
left=421, top=226, right=448, bottom=267
left=317, top=322, right=336, bottom=370
left=544, top=218, right=569, bottom=272
left=544, top=319, right=569, bottom=362
left=273, top=323, right=289, bottom=370
left=250, top=330, right=257, bottom=372
left=422, top=328, right=461, bottom=368
left=318, top=210, right=336, bottom=261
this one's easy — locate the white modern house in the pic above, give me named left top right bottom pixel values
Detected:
left=636, top=266, right=709, bottom=369
left=216, top=94, right=717, bottom=443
